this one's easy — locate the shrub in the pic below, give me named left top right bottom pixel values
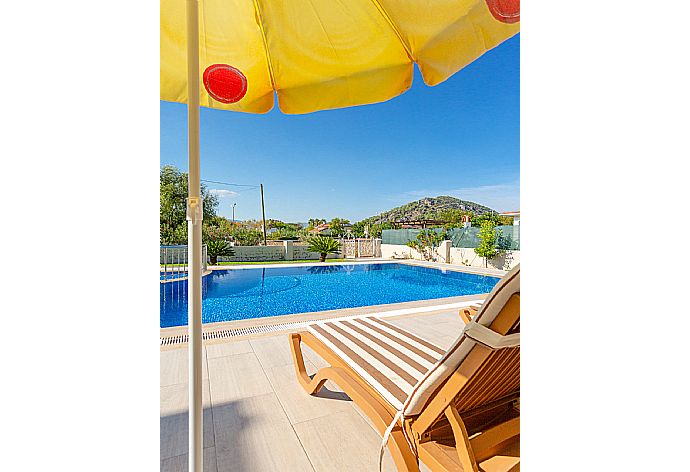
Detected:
left=306, top=235, right=341, bottom=262
left=406, top=229, right=447, bottom=261
left=229, top=228, right=263, bottom=246
left=267, top=227, right=307, bottom=241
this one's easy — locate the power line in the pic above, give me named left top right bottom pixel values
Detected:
left=201, top=179, right=259, bottom=189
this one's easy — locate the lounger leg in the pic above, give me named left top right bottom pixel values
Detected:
left=289, top=332, right=328, bottom=394
left=445, top=404, right=479, bottom=472
left=289, top=332, right=420, bottom=471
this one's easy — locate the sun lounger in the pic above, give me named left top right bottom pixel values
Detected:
left=289, top=264, right=520, bottom=471
left=459, top=301, right=484, bottom=324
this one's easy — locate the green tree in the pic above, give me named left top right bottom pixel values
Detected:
left=438, top=209, right=474, bottom=225
left=268, top=226, right=303, bottom=240
left=406, top=229, right=447, bottom=261
left=349, top=220, right=392, bottom=238
left=241, top=219, right=263, bottom=230
left=308, top=218, right=326, bottom=229
left=307, top=235, right=341, bottom=262
left=328, top=218, right=350, bottom=237
left=160, top=165, right=218, bottom=244
left=266, top=219, right=288, bottom=230
left=473, top=212, right=501, bottom=228
left=475, top=221, right=502, bottom=267
left=228, top=227, right=263, bottom=246
left=370, top=222, right=392, bottom=238
left=350, top=221, right=366, bottom=238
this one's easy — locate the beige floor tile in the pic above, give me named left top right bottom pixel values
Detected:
left=427, top=311, right=463, bottom=323
left=213, top=393, right=314, bottom=472
left=161, top=347, right=209, bottom=387
left=299, top=343, right=329, bottom=369
left=160, top=381, right=214, bottom=459
left=293, top=407, right=401, bottom=472
left=348, top=404, right=434, bottom=472
left=349, top=401, right=380, bottom=436
left=249, top=335, right=295, bottom=369
left=207, top=352, right=273, bottom=404
left=206, top=339, right=253, bottom=359
left=160, top=447, right=217, bottom=472
left=264, top=361, right=353, bottom=425
left=161, top=379, right=212, bottom=413
left=298, top=344, right=352, bottom=395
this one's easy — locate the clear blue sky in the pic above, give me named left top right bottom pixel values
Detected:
left=161, top=35, right=519, bottom=223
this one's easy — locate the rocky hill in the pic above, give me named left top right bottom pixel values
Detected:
left=364, top=196, right=496, bottom=225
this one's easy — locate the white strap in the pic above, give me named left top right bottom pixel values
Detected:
left=378, top=409, right=404, bottom=472
left=464, top=321, right=520, bottom=349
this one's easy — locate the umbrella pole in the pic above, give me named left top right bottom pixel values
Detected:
left=186, top=0, right=203, bottom=471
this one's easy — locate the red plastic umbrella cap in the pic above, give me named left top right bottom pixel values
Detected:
left=485, top=0, right=520, bottom=24
left=203, top=64, right=248, bottom=104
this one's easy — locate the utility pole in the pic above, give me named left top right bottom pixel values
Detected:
left=232, top=202, right=236, bottom=223
left=260, top=183, right=267, bottom=245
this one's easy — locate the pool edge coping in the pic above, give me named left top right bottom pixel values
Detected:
left=160, top=293, right=488, bottom=349
left=201, top=259, right=507, bottom=277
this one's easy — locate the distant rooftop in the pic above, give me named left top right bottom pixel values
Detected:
left=309, top=223, right=331, bottom=233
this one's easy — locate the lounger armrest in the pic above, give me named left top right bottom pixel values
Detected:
left=464, top=321, right=520, bottom=350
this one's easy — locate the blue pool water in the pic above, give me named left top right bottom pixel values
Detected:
left=160, top=272, right=188, bottom=280
left=160, top=263, right=499, bottom=328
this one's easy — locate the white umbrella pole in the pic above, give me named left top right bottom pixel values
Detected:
left=186, top=0, right=203, bottom=471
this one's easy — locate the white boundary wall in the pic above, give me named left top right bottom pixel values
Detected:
left=381, top=243, right=520, bottom=271
left=218, top=241, right=342, bottom=263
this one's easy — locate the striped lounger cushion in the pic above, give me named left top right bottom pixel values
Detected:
left=308, top=316, right=446, bottom=411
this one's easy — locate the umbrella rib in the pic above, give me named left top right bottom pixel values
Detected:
left=251, top=0, right=278, bottom=92
left=368, top=0, right=415, bottom=62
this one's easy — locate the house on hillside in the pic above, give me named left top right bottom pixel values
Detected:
left=501, top=211, right=520, bottom=226
left=309, top=223, right=331, bottom=235
left=309, top=222, right=353, bottom=237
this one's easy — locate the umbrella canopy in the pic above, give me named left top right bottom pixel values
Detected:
left=160, top=2, right=518, bottom=470
left=161, top=0, right=519, bottom=114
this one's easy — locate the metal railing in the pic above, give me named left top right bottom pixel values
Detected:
left=160, top=244, right=208, bottom=281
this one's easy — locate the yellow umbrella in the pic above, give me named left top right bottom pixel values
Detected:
left=160, top=1, right=518, bottom=470
left=162, top=0, right=519, bottom=114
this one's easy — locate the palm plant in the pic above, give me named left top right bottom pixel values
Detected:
left=306, top=235, right=340, bottom=262
left=206, top=240, right=234, bottom=265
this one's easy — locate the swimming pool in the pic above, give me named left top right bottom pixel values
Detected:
left=160, top=263, right=499, bottom=328
left=160, top=272, right=189, bottom=281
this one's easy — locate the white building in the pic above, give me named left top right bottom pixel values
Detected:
left=501, top=211, right=520, bottom=226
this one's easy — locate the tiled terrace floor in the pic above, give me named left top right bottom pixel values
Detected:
left=160, top=311, right=505, bottom=471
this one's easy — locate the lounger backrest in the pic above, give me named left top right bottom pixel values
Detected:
left=403, top=264, right=520, bottom=416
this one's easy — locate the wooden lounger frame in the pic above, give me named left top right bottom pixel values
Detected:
left=459, top=306, right=477, bottom=325
left=460, top=302, right=485, bottom=325
left=290, top=294, right=520, bottom=472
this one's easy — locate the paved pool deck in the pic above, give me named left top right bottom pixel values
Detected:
left=160, top=309, right=519, bottom=471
